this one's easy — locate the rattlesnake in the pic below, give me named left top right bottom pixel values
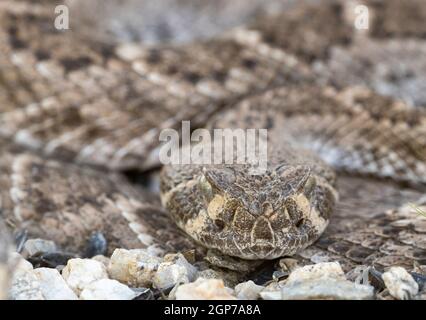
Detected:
left=1, top=0, right=426, bottom=294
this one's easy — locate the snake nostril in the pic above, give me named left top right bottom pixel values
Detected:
left=214, top=219, right=225, bottom=231
left=295, top=218, right=304, bottom=228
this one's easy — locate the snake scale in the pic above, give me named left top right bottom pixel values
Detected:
left=1, top=0, right=426, bottom=292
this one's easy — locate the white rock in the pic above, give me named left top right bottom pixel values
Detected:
left=108, top=249, right=162, bottom=287
left=146, top=245, right=166, bottom=257
left=259, top=290, right=282, bottom=300
left=9, top=269, right=44, bottom=300
left=235, top=281, right=264, bottom=300
left=175, top=278, right=236, bottom=300
left=62, top=258, right=108, bottom=295
left=33, top=268, right=77, bottom=300
left=92, top=255, right=110, bottom=268
left=280, top=278, right=374, bottom=300
left=9, top=252, right=33, bottom=273
left=153, top=253, right=197, bottom=290
left=80, top=279, right=138, bottom=300
left=164, top=253, right=197, bottom=279
left=153, top=263, right=189, bottom=290
left=272, top=262, right=374, bottom=300
left=382, top=267, right=419, bottom=300
left=287, top=262, right=345, bottom=284
left=22, top=239, right=57, bottom=258
left=0, top=265, right=9, bottom=300
left=8, top=253, right=44, bottom=300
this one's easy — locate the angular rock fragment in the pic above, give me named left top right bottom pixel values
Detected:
left=382, top=267, right=419, bottom=300
left=80, top=279, right=138, bottom=300
left=108, top=249, right=162, bottom=287
left=62, top=258, right=108, bottom=295
left=175, top=278, right=236, bottom=300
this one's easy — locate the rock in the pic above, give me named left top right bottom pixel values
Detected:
left=287, top=262, right=345, bottom=284
left=9, top=258, right=43, bottom=300
left=260, top=262, right=374, bottom=300
left=0, top=265, right=9, bottom=300
left=153, top=253, right=197, bottom=290
left=175, top=278, right=236, bottom=300
left=9, top=270, right=44, bottom=300
left=163, top=253, right=198, bottom=277
left=410, top=273, right=426, bottom=292
left=382, top=267, right=419, bottom=300
left=259, top=281, right=286, bottom=300
left=417, top=291, right=426, bottom=301
left=9, top=252, right=33, bottom=273
left=153, top=263, right=187, bottom=290
left=62, top=258, right=108, bottom=295
left=280, top=278, right=374, bottom=300
left=259, top=290, right=282, bottom=300
left=33, top=268, right=77, bottom=300
left=346, top=266, right=370, bottom=283
left=92, top=255, right=110, bottom=268
left=235, top=281, right=264, bottom=300
left=196, top=269, right=240, bottom=288
left=108, top=249, right=162, bottom=287
left=22, top=239, right=56, bottom=258
left=146, top=245, right=166, bottom=257
left=80, top=279, right=138, bottom=300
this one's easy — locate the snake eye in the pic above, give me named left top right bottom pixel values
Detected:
left=303, top=176, right=316, bottom=198
left=285, top=198, right=303, bottom=226
left=199, top=175, right=214, bottom=202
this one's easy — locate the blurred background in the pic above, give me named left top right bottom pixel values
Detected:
left=66, top=0, right=426, bottom=107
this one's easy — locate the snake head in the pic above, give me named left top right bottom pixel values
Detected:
left=181, top=164, right=337, bottom=260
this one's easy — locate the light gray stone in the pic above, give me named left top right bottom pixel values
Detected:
left=62, top=258, right=108, bottom=295
left=108, top=249, right=163, bottom=287
left=33, top=268, right=77, bottom=300
left=22, top=239, right=57, bottom=258
left=383, top=267, right=419, bottom=300
left=235, top=281, right=264, bottom=300
left=80, top=279, right=138, bottom=300
left=9, top=261, right=44, bottom=300
left=153, top=253, right=197, bottom=290
left=280, top=278, right=374, bottom=300
left=259, top=290, right=282, bottom=300
left=287, top=262, right=345, bottom=284
left=175, top=278, right=236, bottom=300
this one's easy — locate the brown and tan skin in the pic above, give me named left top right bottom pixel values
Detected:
left=0, top=0, right=425, bottom=285
left=160, top=84, right=426, bottom=260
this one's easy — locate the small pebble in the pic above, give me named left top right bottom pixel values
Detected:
left=9, top=256, right=43, bottom=300
left=108, top=249, right=162, bottom=287
left=175, top=278, right=236, bottom=300
left=22, top=239, right=57, bottom=258
left=196, top=268, right=240, bottom=288
left=33, top=268, right=77, bottom=300
left=234, top=281, right=264, bottom=300
left=287, top=262, right=345, bottom=283
left=80, top=279, right=138, bottom=300
left=9, top=269, right=44, bottom=300
left=62, top=258, right=108, bottom=295
left=0, top=265, right=9, bottom=300
left=153, top=253, right=197, bottom=290
left=92, top=255, right=110, bottom=268
left=280, top=278, right=375, bottom=300
left=259, top=290, right=282, bottom=300
left=260, top=262, right=374, bottom=300
left=382, top=267, right=419, bottom=300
